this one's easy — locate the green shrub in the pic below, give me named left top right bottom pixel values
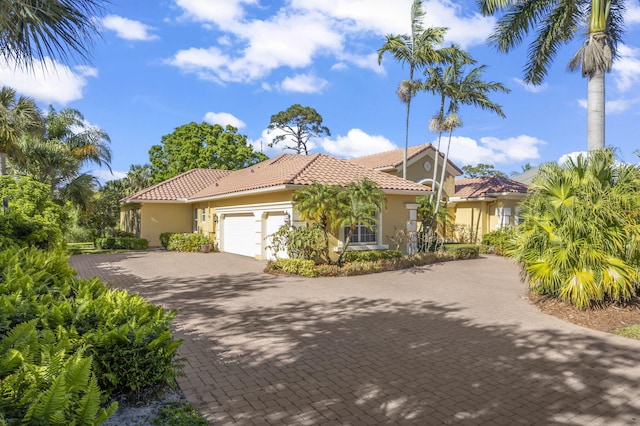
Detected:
left=95, top=237, right=149, bottom=250
left=266, top=224, right=327, bottom=263
left=162, top=233, right=211, bottom=252
left=153, top=402, right=208, bottom=426
left=267, top=258, right=317, bottom=277
left=481, top=228, right=515, bottom=255
left=510, top=149, right=640, bottom=309
left=341, top=249, right=402, bottom=262
left=443, top=244, right=480, bottom=259
left=0, top=248, right=183, bottom=419
left=0, top=321, right=117, bottom=425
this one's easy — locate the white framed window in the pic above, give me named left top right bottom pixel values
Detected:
left=193, top=209, right=198, bottom=232
left=496, top=207, right=512, bottom=229
left=201, top=208, right=206, bottom=223
left=344, top=222, right=377, bottom=244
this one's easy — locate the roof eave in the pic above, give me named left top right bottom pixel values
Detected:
left=448, top=196, right=497, bottom=203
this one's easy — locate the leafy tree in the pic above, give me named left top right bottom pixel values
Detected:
left=149, top=122, right=267, bottom=184
left=509, top=148, right=640, bottom=308
left=510, top=163, right=534, bottom=177
left=267, top=104, right=330, bottom=155
left=0, top=175, right=68, bottom=249
left=462, top=163, right=507, bottom=178
left=378, top=0, right=468, bottom=179
left=0, top=0, right=107, bottom=68
left=478, top=0, right=626, bottom=151
left=0, top=86, right=42, bottom=175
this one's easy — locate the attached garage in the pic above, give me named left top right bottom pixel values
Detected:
left=221, top=214, right=256, bottom=257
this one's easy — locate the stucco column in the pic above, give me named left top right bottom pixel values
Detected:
left=406, top=203, right=418, bottom=255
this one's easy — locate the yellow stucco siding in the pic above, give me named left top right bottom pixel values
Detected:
left=387, top=156, right=456, bottom=199
left=208, top=191, right=292, bottom=208
left=452, top=201, right=490, bottom=243
left=140, top=203, right=192, bottom=247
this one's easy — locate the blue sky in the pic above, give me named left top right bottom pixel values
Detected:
left=1, top=0, right=639, bottom=181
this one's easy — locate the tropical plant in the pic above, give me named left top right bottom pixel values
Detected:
left=0, top=0, right=107, bottom=68
left=293, top=182, right=342, bottom=262
left=0, top=86, right=42, bottom=175
left=267, top=104, right=330, bottom=155
left=422, top=59, right=509, bottom=224
left=149, top=122, right=266, bottom=183
left=509, top=148, right=640, bottom=308
left=336, top=179, right=387, bottom=265
left=13, top=106, right=111, bottom=210
left=378, top=0, right=466, bottom=179
left=478, top=0, right=626, bottom=151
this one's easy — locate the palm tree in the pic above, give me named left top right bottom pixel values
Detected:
left=0, top=0, right=107, bottom=68
left=478, top=0, right=625, bottom=151
left=335, top=179, right=387, bottom=265
left=425, top=61, right=509, bottom=223
left=0, top=86, right=42, bottom=175
left=378, top=0, right=465, bottom=179
left=509, top=148, right=640, bottom=308
left=293, top=182, right=342, bottom=263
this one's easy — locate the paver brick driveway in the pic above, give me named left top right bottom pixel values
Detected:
left=69, top=252, right=640, bottom=425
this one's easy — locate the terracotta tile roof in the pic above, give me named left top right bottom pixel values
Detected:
left=122, top=169, right=232, bottom=202
left=189, top=154, right=431, bottom=200
left=454, top=176, right=528, bottom=199
left=350, top=143, right=463, bottom=175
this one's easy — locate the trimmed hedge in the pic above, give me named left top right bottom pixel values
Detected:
left=341, top=249, right=402, bottom=262
left=160, top=233, right=212, bottom=252
left=442, top=244, right=480, bottom=259
left=266, top=248, right=479, bottom=277
left=95, top=237, right=149, bottom=250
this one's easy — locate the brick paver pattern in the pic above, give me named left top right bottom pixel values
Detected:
left=70, top=252, right=640, bottom=425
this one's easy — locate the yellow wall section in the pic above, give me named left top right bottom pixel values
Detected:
left=140, top=203, right=192, bottom=247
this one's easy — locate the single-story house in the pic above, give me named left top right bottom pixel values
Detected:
left=448, top=175, right=529, bottom=243
left=120, top=153, right=445, bottom=259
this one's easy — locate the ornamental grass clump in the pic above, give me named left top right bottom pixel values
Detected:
left=509, top=149, right=640, bottom=309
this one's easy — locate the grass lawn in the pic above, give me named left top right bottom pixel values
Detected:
left=614, top=324, right=640, bottom=339
left=66, top=242, right=148, bottom=255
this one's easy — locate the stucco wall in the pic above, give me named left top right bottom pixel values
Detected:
left=139, top=203, right=192, bottom=247
left=388, top=154, right=457, bottom=199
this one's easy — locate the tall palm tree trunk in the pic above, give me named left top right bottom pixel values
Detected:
left=587, top=68, right=605, bottom=151
left=403, top=98, right=410, bottom=179
left=432, top=129, right=454, bottom=225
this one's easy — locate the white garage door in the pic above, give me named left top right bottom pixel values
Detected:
left=264, top=213, right=287, bottom=260
left=222, top=214, right=256, bottom=257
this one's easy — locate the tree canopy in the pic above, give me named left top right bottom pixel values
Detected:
left=267, top=104, right=330, bottom=155
left=149, top=122, right=267, bottom=184
left=462, top=163, right=507, bottom=178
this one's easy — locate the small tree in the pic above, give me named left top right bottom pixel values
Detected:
left=267, top=104, right=330, bottom=155
left=335, top=179, right=387, bottom=265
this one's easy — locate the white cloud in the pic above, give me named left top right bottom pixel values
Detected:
left=577, top=97, right=637, bottom=114
left=558, top=151, right=586, bottom=165
left=628, top=3, right=640, bottom=25
left=612, top=44, right=640, bottom=92
left=445, top=134, right=545, bottom=166
left=93, top=169, right=128, bottom=182
left=278, top=73, right=329, bottom=93
left=0, top=57, right=95, bottom=104
left=513, top=78, right=548, bottom=93
left=203, top=111, right=246, bottom=128
left=102, top=15, right=159, bottom=41
left=250, top=127, right=319, bottom=157
left=320, top=129, right=398, bottom=158
left=169, top=0, right=493, bottom=84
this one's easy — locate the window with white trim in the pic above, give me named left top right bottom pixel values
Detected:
left=193, top=208, right=198, bottom=232
left=201, top=208, right=206, bottom=223
left=344, top=221, right=377, bottom=244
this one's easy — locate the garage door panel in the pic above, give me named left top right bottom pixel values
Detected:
left=222, top=214, right=255, bottom=257
left=264, top=213, right=287, bottom=260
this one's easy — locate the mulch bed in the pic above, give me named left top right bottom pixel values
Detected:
left=527, top=292, right=640, bottom=333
